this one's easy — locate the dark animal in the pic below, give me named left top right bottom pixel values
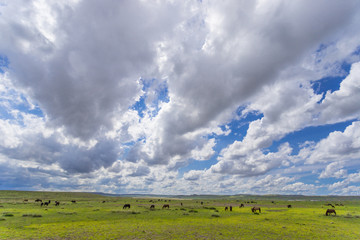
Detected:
left=41, top=202, right=44, bottom=207
left=326, top=203, right=335, bottom=208
left=251, top=207, right=261, bottom=213
left=55, top=201, right=60, bottom=206
left=123, top=204, right=131, bottom=209
left=239, top=204, right=244, bottom=208
left=44, top=202, right=49, bottom=206
left=229, top=206, right=232, bottom=211
left=225, top=206, right=228, bottom=211
left=326, top=209, right=336, bottom=216
left=201, top=202, right=203, bottom=205
left=181, top=202, right=183, bottom=206
left=287, top=205, right=292, bottom=208
left=23, top=199, right=28, bottom=202
left=150, top=205, right=155, bottom=209
left=35, top=199, right=42, bottom=203
left=162, top=204, right=170, bottom=209
left=71, top=200, right=76, bottom=203
left=102, top=201, right=106, bottom=203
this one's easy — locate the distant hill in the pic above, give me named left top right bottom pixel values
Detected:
left=1, top=190, right=359, bottom=201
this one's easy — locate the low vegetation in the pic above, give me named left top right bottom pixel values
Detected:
left=0, top=190, right=359, bottom=239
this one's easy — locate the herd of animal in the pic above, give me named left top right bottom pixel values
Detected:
left=24, top=198, right=342, bottom=216
left=26, top=198, right=77, bottom=207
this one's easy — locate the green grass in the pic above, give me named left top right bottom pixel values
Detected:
left=0, top=191, right=359, bottom=239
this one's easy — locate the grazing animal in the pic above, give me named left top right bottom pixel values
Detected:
left=181, top=202, right=183, bottom=206
left=162, top=204, right=170, bottom=209
left=326, top=209, right=336, bottom=216
left=229, top=206, right=232, bottom=211
left=44, top=202, right=49, bottom=206
left=150, top=205, right=155, bottom=209
left=123, top=204, right=131, bottom=209
left=225, top=206, right=228, bottom=211
left=251, top=207, right=261, bottom=213
left=23, top=199, right=28, bottom=202
left=239, top=204, right=244, bottom=208
left=35, top=199, right=42, bottom=203
left=55, top=201, right=60, bottom=206
left=41, top=202, right=44, bottom=207
left=287, top=205, right=292, bottom=208
left=201, top=202, right=203, bottom=205
left=71, top=200, right=76, bottom=203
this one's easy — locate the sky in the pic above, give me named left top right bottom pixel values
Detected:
left=0, top=0, right=360, bottom=196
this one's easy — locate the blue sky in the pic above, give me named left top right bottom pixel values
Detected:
left=0, top=0, right=360, bottom=195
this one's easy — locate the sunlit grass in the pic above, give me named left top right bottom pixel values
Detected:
left=0, top=191, right=359, bottom=239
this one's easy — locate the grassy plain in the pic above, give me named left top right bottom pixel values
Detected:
left=0, top=191, right=359, bottom=239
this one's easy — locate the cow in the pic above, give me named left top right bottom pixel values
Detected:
left=35, top=199, right=42, bottom=203
left=123, top=204, right=131, bottom=209
left=326, top=209, right=336, bottom=216
left=162, top=204, right=170, bottom=209
left=71, top=200, right=77, bottom=203
left=150, top=205, right=155, bottom=209
left=287, top=205, right=292, bottom=208
left=55, top=201, right=60, bottom=206
left=251, top=207, right=261, bottom=213
left=229, top=206, right=232, bottom=211
left=239, top=204, right=244, bottom=208
left=225, top=206, right=228, bottom=211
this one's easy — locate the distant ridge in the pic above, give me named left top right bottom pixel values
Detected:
left=92, top=192, right=360, bottom=201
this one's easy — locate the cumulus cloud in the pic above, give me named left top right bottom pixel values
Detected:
left=300, top=121, right=360, bottom=164
left=317, top=62, right=360, bottom=123
left=0, top=0, right=183, bottom=140
left=319, top=162, right=347, bottom=179
left=1, top=0, right=360, bottom=194
left=212, top=143, right=292, bottom=176
left=328, top=172, right=360, bottom=195
left=123, top=0, right=360, bottom=169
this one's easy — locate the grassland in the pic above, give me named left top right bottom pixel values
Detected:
left=0, top=191, right=359, bottom=239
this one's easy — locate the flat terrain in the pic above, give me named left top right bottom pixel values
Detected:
left=0, top=191, right=359, bottom=239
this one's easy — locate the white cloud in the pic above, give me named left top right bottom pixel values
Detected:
left=301, top=121, right=360, bottom=164
left=0, top=0, right=360, bottom=194
left=319, top=162, right=347, bottom=179
left=328, top=172, right=360, bottom=195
